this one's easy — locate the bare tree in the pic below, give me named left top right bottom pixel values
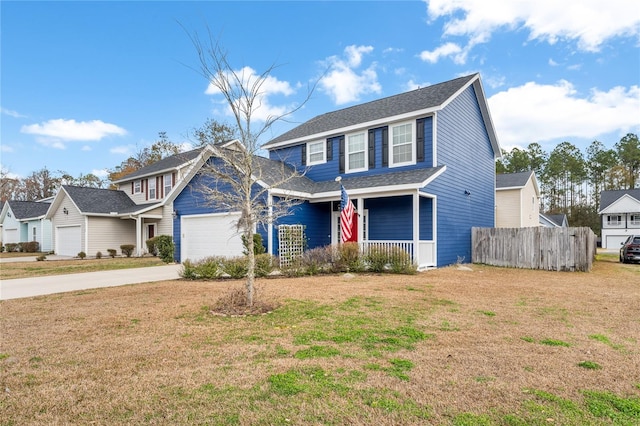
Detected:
left=187, top=29, right=314, bottom=307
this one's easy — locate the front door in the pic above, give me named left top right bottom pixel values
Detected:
left=147, top=224, right=156, bottom=240
left=331, top=210, right=367, bottom=245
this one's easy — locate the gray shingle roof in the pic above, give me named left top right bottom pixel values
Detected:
left=253, top=155, right=443, bottom=195
left=6, top=200, right=51, bottom=219
left=63, top=185, right=158, bottom=214
left=496, top=171, right=533, bottom=189
left=112, top=147, right=205, bottom=182
left=600, top=189, right=640, bottom=211
left=264, top=74, right=478, bottom=147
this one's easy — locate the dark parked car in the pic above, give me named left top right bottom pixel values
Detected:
left=620, top=235, right=640, bottom=263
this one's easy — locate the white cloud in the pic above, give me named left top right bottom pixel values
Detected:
left=21, top=119, right=127, bottom=142
left=419, top=42, right=466, bottom=64
left=81, top=145, right=92, bottom=151
left=205, top=66, right=296, bottom=122
left=423, top=0, right=640, bottom=60
left=1, top=144, right=14, bottom=153
left=319, top=45, right=382, bottom=105
left=488, top=80, right=640, bottom=146
left=1, top=107, right=26, bottom=118
left=91, top=169, right=109, bottom=178
left=110, top=145, right=133, bottom=155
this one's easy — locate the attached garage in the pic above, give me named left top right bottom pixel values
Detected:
left=605, top=235, right=629, bottom=250
left=56, top=225, right=82, bottom=256
left=4, top=228, right=19, bottom=244
left=181, top=213, right=244, bottom=262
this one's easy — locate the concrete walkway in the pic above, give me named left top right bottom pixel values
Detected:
left=0, top=264, right=182, bottom=300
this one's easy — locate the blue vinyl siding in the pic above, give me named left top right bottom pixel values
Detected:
left=426, top=85, right=496, bottom=266
left=172, top=162, right=269, bottom=263
left=365, top=196, right=413, bottom=240
left=419, top=197, right=433, bottom=240
left=272, top=201, right=331, bottom=255
left=268, top=118, right=434, bottom=181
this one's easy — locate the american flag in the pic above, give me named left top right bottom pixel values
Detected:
left=340, top=185, right=355, bottom=243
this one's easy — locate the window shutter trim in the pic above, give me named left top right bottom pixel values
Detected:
left=416, top=118, right=425, bottom=162
left=301, top=144, right=307, bottom=166
left=382, top=127, right=389, bottom=167
left=339, top=136, right=345, bottom=174
left=326, top=138, right=333, bottom=161
left=368, top=129, right=375, bottom=169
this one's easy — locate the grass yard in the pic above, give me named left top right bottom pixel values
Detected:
left=1, top=257, right=639, bottom=425
left=0, top=257, right=165, bottom=280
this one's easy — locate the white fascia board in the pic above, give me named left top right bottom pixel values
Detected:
left=598, top=194, right=640, bottom=214
left=496, top=186, right=525, bottom=191
left=269, top=188, right=313, bottom=199
left=264, top=109, right=440, bottom=150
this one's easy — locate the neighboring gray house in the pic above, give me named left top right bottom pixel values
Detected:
left=539, top=213, right=568, bottom=228
left=45, top=146, right=217, bottom=256
left=599, top=189, right=640, bottom=249
left=1, top=200, right=53, bottom=251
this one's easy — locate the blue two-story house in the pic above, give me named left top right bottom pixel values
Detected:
left=173, top=73, right=501, bottom=268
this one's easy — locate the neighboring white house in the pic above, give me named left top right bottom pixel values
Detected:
left=0, top=200, right=53, bottom=251
left=495, top=171, right=540, bottom=228
left=599, top=189, right=640, bottom=249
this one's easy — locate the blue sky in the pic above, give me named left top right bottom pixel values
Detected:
left=1, top=1, right=639, bottom=180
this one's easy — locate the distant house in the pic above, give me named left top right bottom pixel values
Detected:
left=44, top=146, right=213, bottom=256
left=495, top=171, right=540, bottom=228
left=1, top=200, right=53, bottom=251
left=599, top=189, right=640, bottom=249
left=539, top=213, right=568, bottom=228
left=173, top=73, right=502, bottom=267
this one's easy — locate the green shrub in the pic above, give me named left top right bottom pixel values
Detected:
left=221, top=256, right=249, bottom=279
left=0, top=244, right=4, bottom=253
left=95, top=251, right=102, bottom=259
left=242, top=233, right=266, bottom=256
left=77, top=251, right=86, bottom=260
left=301, top=246, right=334, bottom=275
left=18, top=241, right=39, bottom=253
left=365, top=245, right=390, bottom=273
left=388, top=246, right=417, bottom=274
left=107, top=249, right=117, bottom=258
left=180, top=257, right=222, bottom=280
left=334, top=242, right=364, bottom=272
left=4, top=243, right=18, bottom=252
left=145, top=237, right=158, bottom=256
left=154, top=235, right=175, bottom=263
left=120, top=244, right=135, bottom=257
left=255, top=253, right=274, bottom=277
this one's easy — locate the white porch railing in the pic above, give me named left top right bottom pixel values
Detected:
left=359, top=240, right=436, bottom=268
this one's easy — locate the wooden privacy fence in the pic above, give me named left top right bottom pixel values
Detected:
left=472, top=227, right=597, bottom=272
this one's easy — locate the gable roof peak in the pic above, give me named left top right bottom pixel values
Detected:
left=264, top=73, right=479, bottom=148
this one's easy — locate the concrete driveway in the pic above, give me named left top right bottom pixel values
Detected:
left=0, top=264, right=182, bottom=300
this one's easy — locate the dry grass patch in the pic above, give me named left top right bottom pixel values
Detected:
left=0, top=256, right=165, bottom=280
left=1, top=257, right=639, bottom=425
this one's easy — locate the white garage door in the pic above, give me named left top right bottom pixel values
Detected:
left=606, top=235, right=629, bottom=250
left=181, top=213, right=244, bottom=262
left=4, top=228, right=19, bottom=244
left=56, top=226, right=82, bottom=256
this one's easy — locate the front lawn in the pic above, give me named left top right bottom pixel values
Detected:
left=0, top=256, right=165, bottom=280
left=1, top=259, right=638, bottom=424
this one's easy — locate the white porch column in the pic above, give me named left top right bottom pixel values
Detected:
left=413, top=191, right=420, bottom=264
left=357, top=197, right=364, bottom=242
left=267, top=192, right=274, bottom=256
left=136, top=216, right=142, bottom=257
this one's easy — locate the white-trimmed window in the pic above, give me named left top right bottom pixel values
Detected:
left=163, top=173, right=172, bottom=197
left=390, top=121, right=414, bottom=167
left=631, top=214, right=640, bottom=226
left=134, top=180, right=141, bottom=194
left=148, top=178, right=156, bottom=200
left=347, top=132, right=366, bottom=172
left=307, top=141, right=326, bottom=165
left=607, top=215, right=622, bottom=226
left=32, top=226, right=37, bottom=242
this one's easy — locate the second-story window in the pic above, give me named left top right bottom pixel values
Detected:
left=134, top=180, right=141, bottom=194
left=390, top=122, right=414, bottom=167
left=607, top=215, right=622, bottom=226
left=307, top=141, right=325, bottom=165
left=631, top=214, right=640, bottom=226
left=346, top=132, right=366, bottom=172
left=148, top=178, right=156, bottom=200
left=164, top=173, right=172, bottom=197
